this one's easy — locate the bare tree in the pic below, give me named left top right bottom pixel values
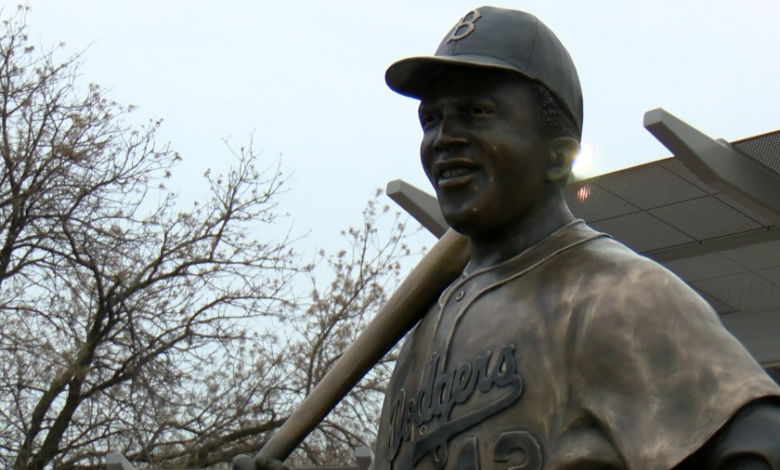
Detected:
left=279, top=194, right=412, bottom=469
left=0, top=7, right=417, bottom=469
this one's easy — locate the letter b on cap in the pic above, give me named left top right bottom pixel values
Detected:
left=447, top=9, right=482, bottom=43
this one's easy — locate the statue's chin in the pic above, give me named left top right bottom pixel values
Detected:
left=438, top=193, right=498, bottom=238
left=440, top=212, right=482, bottom=239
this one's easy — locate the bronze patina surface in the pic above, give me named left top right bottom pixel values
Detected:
left=374, top=220, right=779, bottom=470
left=234, top=6, right=780, bottom=470
left=374, top=5, right=780, bottom=470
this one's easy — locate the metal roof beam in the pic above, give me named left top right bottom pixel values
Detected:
left=644, top=108, right=780, bottom=226
left=647, top=228, right=780, bottom=263
left=106, top=453, right=136, bottom=470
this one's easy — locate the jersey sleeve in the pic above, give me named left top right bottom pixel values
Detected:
left=675, top=397, right=780, bottom=469
left=568, top=251, right=780, bottom=470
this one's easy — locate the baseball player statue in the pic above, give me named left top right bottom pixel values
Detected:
left=234, top=6, right=780, bottom=470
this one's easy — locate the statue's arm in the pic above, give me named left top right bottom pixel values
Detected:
left=675, top=398, right=780, bottom=469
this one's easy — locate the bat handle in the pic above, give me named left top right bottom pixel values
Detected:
left=258, top=229, right=470, bottom=461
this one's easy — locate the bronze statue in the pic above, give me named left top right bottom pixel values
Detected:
left=234, top=6, right=780, bottom=470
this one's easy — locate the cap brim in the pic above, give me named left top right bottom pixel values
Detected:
left=385, top=55, right=535, bottom=99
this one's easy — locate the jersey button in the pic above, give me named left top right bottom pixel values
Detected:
left=456, top=291, right=465, bottom=301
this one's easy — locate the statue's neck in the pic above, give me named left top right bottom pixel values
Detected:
left=467, top=190, right=575, bottom=273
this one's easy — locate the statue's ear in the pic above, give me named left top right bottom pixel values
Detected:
left=546, top=137, right=579, bottom=184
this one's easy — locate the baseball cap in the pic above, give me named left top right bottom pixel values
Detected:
left=385, top=6, right=584, bottom=137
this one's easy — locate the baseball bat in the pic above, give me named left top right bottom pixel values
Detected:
left=258, top=228, right=470, bottom=462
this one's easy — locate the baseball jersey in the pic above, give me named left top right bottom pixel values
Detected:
left=371, top=220, right=780, bottom=470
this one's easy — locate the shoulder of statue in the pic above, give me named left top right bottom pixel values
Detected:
left=675, top=397, right=780, bottom=469
left=559, top=237, right=728, bottom=348
left=555, top=235, right=706, bottom=311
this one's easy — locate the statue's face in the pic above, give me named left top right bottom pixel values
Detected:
left=418, top=68, right=551, bottom=239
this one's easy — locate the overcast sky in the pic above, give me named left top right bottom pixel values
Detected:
left=21, top=0, right=780, bottom=257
